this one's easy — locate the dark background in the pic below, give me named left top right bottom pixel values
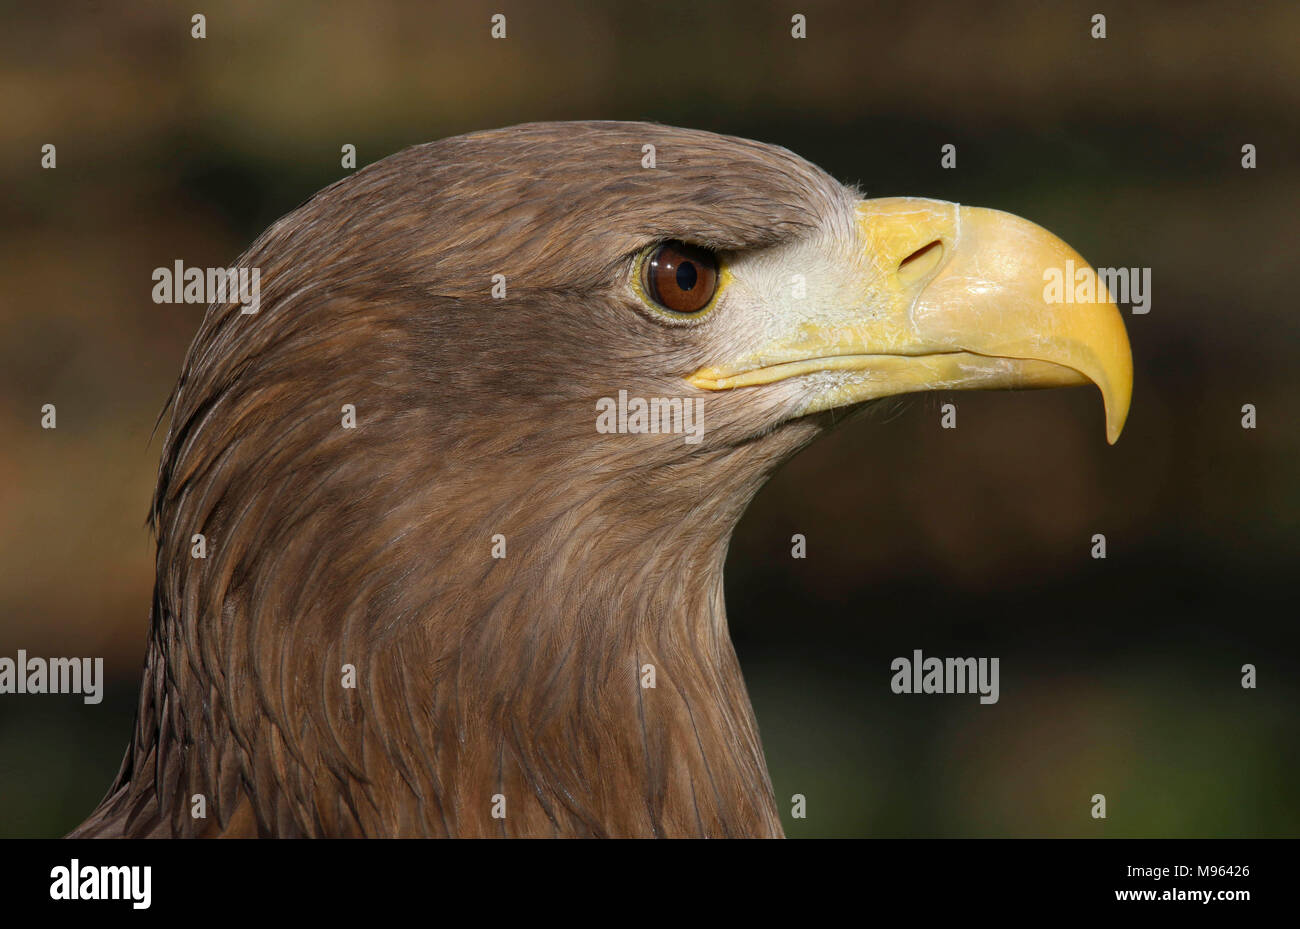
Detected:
left=1, top=0, right=1296, bottom=837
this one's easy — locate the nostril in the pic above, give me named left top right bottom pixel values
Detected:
left=897, top=239, right=945, bottom=282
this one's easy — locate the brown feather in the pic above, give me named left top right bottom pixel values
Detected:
left=72, top=121, right=856, bottom=837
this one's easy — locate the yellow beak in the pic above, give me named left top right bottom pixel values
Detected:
left=688, top=198, right=1134, bottom=443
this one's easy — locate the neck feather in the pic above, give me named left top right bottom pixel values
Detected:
left=78, top=423, right=810, bottom=837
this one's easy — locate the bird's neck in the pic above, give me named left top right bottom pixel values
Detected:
left=410, top=456, right=786, bottom=837
left=82, top=421, right=806, bottom=838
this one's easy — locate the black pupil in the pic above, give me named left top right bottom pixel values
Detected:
left=675, top=260, right=698, bottom=292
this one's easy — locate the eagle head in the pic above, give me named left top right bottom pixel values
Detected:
left=76, top=121, right=1131, bottom=838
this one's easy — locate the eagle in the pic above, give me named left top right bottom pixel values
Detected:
left=72, top=121, right=1131, bottom=838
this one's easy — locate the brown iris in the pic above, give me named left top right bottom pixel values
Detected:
left=642, top=241, right=719, bottom=314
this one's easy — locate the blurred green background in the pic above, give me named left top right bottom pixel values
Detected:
left=1, top=0, right=1296, bottom=837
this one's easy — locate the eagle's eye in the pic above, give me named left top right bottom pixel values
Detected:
left=641, top=241, right=720, bottom=315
